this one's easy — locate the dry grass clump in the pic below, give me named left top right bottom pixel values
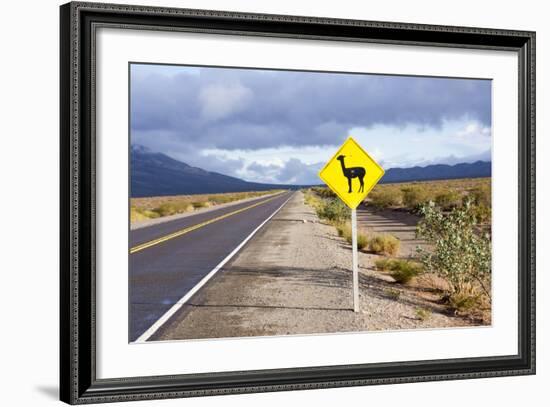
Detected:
left=304, top=190, right=369, bottom=250
left=415, top=307, right=432, bottom=321
left=335, top=222, right=369, bottom=250
left=152, top=202, right=195, bottom=217
left=310, top=186, right=336, bottom=199
left=369, top=234, right=400, bottom=256
left=130, top=207, right=160, bottom=222
left=384, top=288, right=401, bottom=300
left=369, top=189, right=402, bottom=209
left=191, top=201, right=211, bottom=209
left=448, top=290, right=484, bottom=313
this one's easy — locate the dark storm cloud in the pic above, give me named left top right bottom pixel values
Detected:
left=131, top=65, right=492, bottom=152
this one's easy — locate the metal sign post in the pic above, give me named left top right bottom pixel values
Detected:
left=351, top=208, right=359, bottom=312
left=318, top=136, right=385, bottom=313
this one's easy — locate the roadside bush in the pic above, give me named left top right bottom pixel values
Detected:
left=448, top=290, right=482, bottom=312
left=335, top=222, right=368, bottom=250
left=471, top=203, right=491, bottom=224
left=192, top=201, right=211, bottom=209
left=415, top=307, right=432, bottom=321
left=464, top=185, right=492, bottom=223
left=304, top=191, right=322, bottom=209
left=416, top=201, right=491, bottom=298
left=467, top=185, right=491, bottom=207
left=130, top=207, right=149, bottom=222
left=435, top=190, right=462, bottom=210
left=316, top=198, right=350, bottom=223
left=152, top=203, right=178, bottom=217
left=369, top=234, right=400, bottom=256
left=369, top=189, right=402, bottom=209
left=152, top=202, right=195, bottom=217
left=312, top=187, right=336, bottom=199
left=210, top=195, right=233, bottom=204
left=375, top=258, right=423, bottom=284
left=401, top=186, right=431, bottom=210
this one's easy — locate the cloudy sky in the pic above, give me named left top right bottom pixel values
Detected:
left=130, top=63, right=491, bottom=185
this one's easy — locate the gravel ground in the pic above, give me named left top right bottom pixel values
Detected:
left=155, top=191, right=479, bottom=341
left=356, top=206, right=430, bottom=257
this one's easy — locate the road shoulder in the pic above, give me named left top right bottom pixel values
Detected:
left=155, top=191, right=475, bottom=341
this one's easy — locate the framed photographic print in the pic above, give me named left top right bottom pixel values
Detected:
left=60, top=1, right=536, bottom=404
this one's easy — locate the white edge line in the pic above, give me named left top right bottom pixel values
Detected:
left=133, top=192, right=295, bottom=343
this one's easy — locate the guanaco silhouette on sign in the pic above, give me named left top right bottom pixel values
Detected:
left=337, top=155, right=366, bottom=193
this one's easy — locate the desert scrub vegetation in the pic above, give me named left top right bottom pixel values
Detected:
left=368, top=234, right=400, bottom=256
left=305, top=189, right=370, bottom=249
left=434, top=190, right=462, bottom=210
left=130, top=207, right=160, bottom=222
left=310, top=186, right=337, bottom=199
left=130, top=190, right=282, bottom=222
left=375, top=258, right=423, bottom=284
left=384, top=288, right=401, bottom=300
left=415, top=307, right=432, bottom=321
left=416, top=201, right=491, bottom=309
left=367, top=178, right=491, bottom=221
left=335, top=222, right=369, bottom=250
left=315, top=197, right=350, bottom=223
left=401, top=185, right=431, bottom=210
left=369, top=189, right=402, bottom=209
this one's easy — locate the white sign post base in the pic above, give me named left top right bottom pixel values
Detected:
left=351, top=208, right=359, bottom=312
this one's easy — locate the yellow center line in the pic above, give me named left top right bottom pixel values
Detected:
left=129, top=192, right=287, bottom=254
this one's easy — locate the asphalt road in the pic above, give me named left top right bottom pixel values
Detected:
left=129, top=191, right=294, bottom=342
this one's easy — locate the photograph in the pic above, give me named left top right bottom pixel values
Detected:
left=129, top=63, right=493, bottom=343
left=57, top=1, right=536, bottom=404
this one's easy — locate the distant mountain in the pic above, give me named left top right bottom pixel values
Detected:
left=130, top=145, right=289, bottom=197
left=380, top=161, right=491, bottom=184
left=131, top=144, right=491, bottom=197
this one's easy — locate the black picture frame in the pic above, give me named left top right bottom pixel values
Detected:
left=60, top=1, right=536, bottom=404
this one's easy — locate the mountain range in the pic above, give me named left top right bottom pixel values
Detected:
left=130, top=145, right=288, bottom=197
left=381, top=161, right=491, bottom=184
left=130, top=144, right=491, bottom=197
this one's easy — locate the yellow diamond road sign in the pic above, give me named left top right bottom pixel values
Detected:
left=319, top=137, right=385, bottom=209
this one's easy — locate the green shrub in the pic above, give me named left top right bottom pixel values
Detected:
left=416, top=201, right=491, bottom=297
left=369, top=189, right=402, bottom=209
left=375, top=258, right=423, bottom=284
left=415, top=307, right=432, bottom=321
left=467, top=185, right=491, bottom=207
left=471, top=203, right=491, bottom=223
left=369, top=234, right=400, bottom=256
left=435, top=191, right=462, bottom=210
left=463, top=185, right=492, bottom=223
left=316, top=198, right=350, bottom=223
left=311, top=187, right=336, bottom=199
left=401, top=186, right=431, bottom=210
left=390, top=263, right=422, bottom=284
left=375, top=257, right=396, bottom=270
